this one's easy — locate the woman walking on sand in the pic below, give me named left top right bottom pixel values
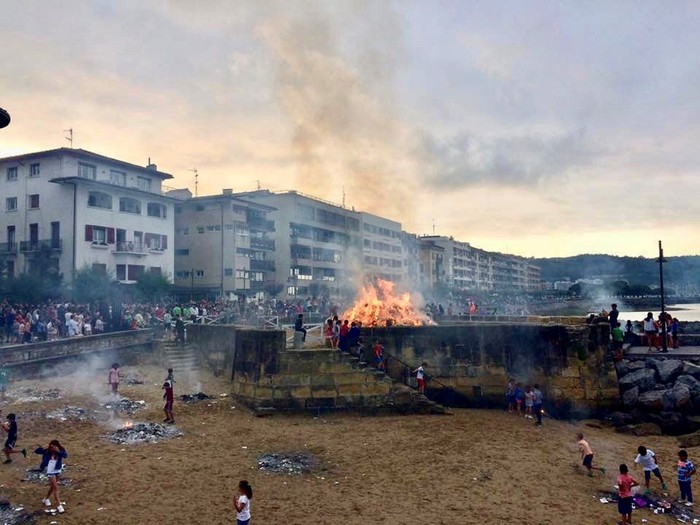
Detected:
left=233, top=480, right=253, bottom=525
left=35, top=440, right=67, bottom=514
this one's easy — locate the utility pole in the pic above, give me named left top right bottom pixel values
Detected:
left=657, top=240, right=668, bottom=353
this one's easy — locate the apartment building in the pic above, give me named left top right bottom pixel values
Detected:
left=359, top=212, right=404, bottom=283
left=171, top=189, right=275, bottom=298
left=236, top=190, right=363, bottom=299
left=0, top=148, right=175, bottom=283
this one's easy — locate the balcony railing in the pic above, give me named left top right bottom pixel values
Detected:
left=250, top=238, right=275, bottom=251
left=113, top=241, right=147, bottom=254
left=20, top=239, right=62, bottom=252
left=247, top=217, right=275, bottom=231
left=0, top=242, right=18, bottom=254
left=250, top=259, right=276, bottom=271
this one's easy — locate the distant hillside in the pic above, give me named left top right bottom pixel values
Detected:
left=530, top=254, right=700, bottom=288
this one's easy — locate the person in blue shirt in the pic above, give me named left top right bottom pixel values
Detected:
left=514, top=383, right=524, bottom=417
left=35, top=440, right=68, bottom=513
left=678, top=449, right=696, bottom=507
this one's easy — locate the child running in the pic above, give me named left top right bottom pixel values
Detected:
left=233, top=479, right=253, bottom=525
left=576, top=433, right=606, bottom=476
left=35, top=440, right=68, bottom=513
left=635, top=445, right=668, bottom=492
left=678, top=449, right=696, bottom=507
left=617, top=463, right=639, bottom=525
left=2, top=413, right=27, bottom=464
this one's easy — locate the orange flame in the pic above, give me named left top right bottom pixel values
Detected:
left=341, top=279, right=434, bottom=327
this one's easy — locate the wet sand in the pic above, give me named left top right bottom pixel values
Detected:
left=0, top=365, right=691, bottom=524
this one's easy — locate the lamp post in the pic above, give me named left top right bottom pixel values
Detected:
left=657, top=240, right=668, bottom=353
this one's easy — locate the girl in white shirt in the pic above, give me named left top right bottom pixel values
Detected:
left=233, top=480, right=253, bottom=525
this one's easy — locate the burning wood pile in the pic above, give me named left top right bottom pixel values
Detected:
left=107, top=422, right=182, bottom=445
left=180, top=392, right=213, bottom=404
left=341, top=279, right=434, bottom=327
left=257, top=453, right=317, bottom=475
left=102, top=398, right=147, bottom=414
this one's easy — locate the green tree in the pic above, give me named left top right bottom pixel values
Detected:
left=135, top=271, right=172, bottom=302
left=72, top=264, right=115, bottom=304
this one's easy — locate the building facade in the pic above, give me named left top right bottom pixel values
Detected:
left=359, top=212, right=404, bottom=283
left=0, top=148, right=175, bottom=284
left=171, top=189, right=275, bottom=298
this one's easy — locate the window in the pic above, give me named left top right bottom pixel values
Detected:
left=92, top=263, right=107, bottom=275
left=137, top=176, right=152, bottom=192
left=78, top=163, right=97, bottom=180
left=224, top=268, right=233, bottom=276
left=110, top=170, right=126, bottom=186
left=30, top=163, right=40, bottom=177
left=195, top=204, right=205, bottom=212
left=128, top=265, right=145, bottom=280
left=6, top=260, right=14, bottom=278
left=28, top=194, right=40, bottom=209
left=6, top=167, right=17, bottom=181
left=197, top=227, right=205, bottom=234
left=6, top=197, right=17, bottom=212
left=119, top=197, right=141, bottom=214
left=88, top=191, right=112, bottom=209
left=175, top=249, right=189, bottom=256
left=7, top=226, right=15, bottom=244
left=93, top=227, right=107, bottom=244
left=147, top=202, right=167, bottom=218
left=116, top=264, right=126, bottom=281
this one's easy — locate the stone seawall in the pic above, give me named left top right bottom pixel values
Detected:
left=0, top=330, right=155, bottom=379
left=363, top=323, right=619, bottom=416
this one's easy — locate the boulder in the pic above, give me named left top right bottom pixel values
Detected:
left=622, top=387, right=639, bottom=407
left=651, top=359, right=684, bottom=383
left=645, top=411, right=686, bottom=435
left=678, top=431, right=700, bottom=448
left=676, top=375, right=700, bottom=397
left=615, top=360, right=631, bottom=377
left=609, top=411, right=635, bottom=428
left=619, top=368, right=656, bottom=393
left=615, top=423, right=662, bottom=436
left=683, top=362, right=700, bottom=379
left=671, top=384, right=692, bottom=410
left=637, top=389, right=672, bottom=412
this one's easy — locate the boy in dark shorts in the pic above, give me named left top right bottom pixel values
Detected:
left=2, top=413, right=27, bottom=463
left=617, top=464, right=639, bottom=524
left=577, top=433, right=606, bottom=476
left=162, top=380, right=174, bottom=424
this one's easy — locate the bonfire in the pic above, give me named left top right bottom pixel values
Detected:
left=341, top=279, right=433, bottom=327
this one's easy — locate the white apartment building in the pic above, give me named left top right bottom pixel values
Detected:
left=0, top=148, right=175, bottom=283
left=171, top=189, right=276, bottom=299
left=235, top=190, right=363, bottom=300
left=360, top=212, right=404, bottom=283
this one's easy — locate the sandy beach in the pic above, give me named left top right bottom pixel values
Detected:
left=0, top=364, right=693, bottom=525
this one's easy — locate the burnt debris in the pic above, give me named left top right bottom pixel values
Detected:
left=257, top=453, right=317, bottom=475
left=107, top=423, right=183, bottom=445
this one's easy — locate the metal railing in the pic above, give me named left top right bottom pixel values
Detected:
left=20, top=239, right=62, bottom=252
left=0, top=242, right=17, bottom=254
left=114, top=241, right=147, bottom=253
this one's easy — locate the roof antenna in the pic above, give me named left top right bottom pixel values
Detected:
left=188, top=168, right=199, bottom=196
left=64, top=128, right=73, bottom=148
left=256, top=179, right=261, bottom=190
left=432, top=218, right=435, bottom=235
left=342, top=185, right=346, bottom=208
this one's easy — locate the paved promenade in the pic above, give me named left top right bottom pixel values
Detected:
left=627, top=346, right=700, bottom=357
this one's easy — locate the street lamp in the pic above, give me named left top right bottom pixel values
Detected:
left=657, top=240, right=668, bottom=353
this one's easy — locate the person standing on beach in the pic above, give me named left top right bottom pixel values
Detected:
left=635, top=445, right=668, bottom=492
left=108, top=363, right=120, bottom=396
left=643, top=312, right=658, bottom=351
left=35, top=439, right=67, bottom=513
left=2, top=413, right=27, bottom=463
left=576, top=433, right=606, bottom=476
left=524, top=385, right=534, bottom=419
left=677, top=449, right=696, bottom=506
left=532, top=384, right=543, bottom=426
left=233, top=480, right=253, bottom=525
left=162, top=379, right=174, bottom=424
left=505, top=378, right=516, bottom=414
left=514, top=383, right=524, bottom=417
left=617, top=464, right=639, bottom=525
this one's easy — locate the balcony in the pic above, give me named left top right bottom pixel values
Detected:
left=113, top=241, right=147, bottom=256
left=20, top=239, right=62, bottom=252
left=250, top=259, right=275, bottom=272
left=250, top=238, right=275, bottom=251
left=247, top=216, right=275, bottom=231
left=0, top=242, right=18, bottom=255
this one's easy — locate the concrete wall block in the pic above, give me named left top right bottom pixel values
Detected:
left=362, top=383, right=391, bottom=396
left=336, top=384, right=363, bottom=396
left=290, top=386, right=312, bottom=398
left=310, top=387, right=338, bottom=398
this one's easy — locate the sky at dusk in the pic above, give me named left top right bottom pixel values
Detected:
left=2, top=1, right=699, bottom=258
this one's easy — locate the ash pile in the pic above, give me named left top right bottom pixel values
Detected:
left=102, top=398, right=147, bottom=413
left=11, top=388, right=61, bottom=403
left=107, top=423, right=183, bottom=445
left=125, top=372, right=145, bottom=385
left=22, top=468, right=71, bottom=486
left=0, top=500, right=34, bottom=525
left=45, top=406, right=91, bottom=421
left=257, top=453, right=317, bottom=475
left=180, top=392, right=213, bottom=403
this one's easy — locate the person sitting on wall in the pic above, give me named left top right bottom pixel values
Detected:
left=294, top=314, right=307, bottom=343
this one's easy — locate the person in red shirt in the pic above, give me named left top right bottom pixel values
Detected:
left=162, top=380, right=174, bottom=424
left=372, top=340, right=385, bottom=371
left=617, top=464, right=639, bottom=524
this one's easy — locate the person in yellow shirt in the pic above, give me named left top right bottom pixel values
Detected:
left=577, top=433, right=606, bottom=477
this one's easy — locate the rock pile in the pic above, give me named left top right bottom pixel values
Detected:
left=614, top=358, right=700, bottom=434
